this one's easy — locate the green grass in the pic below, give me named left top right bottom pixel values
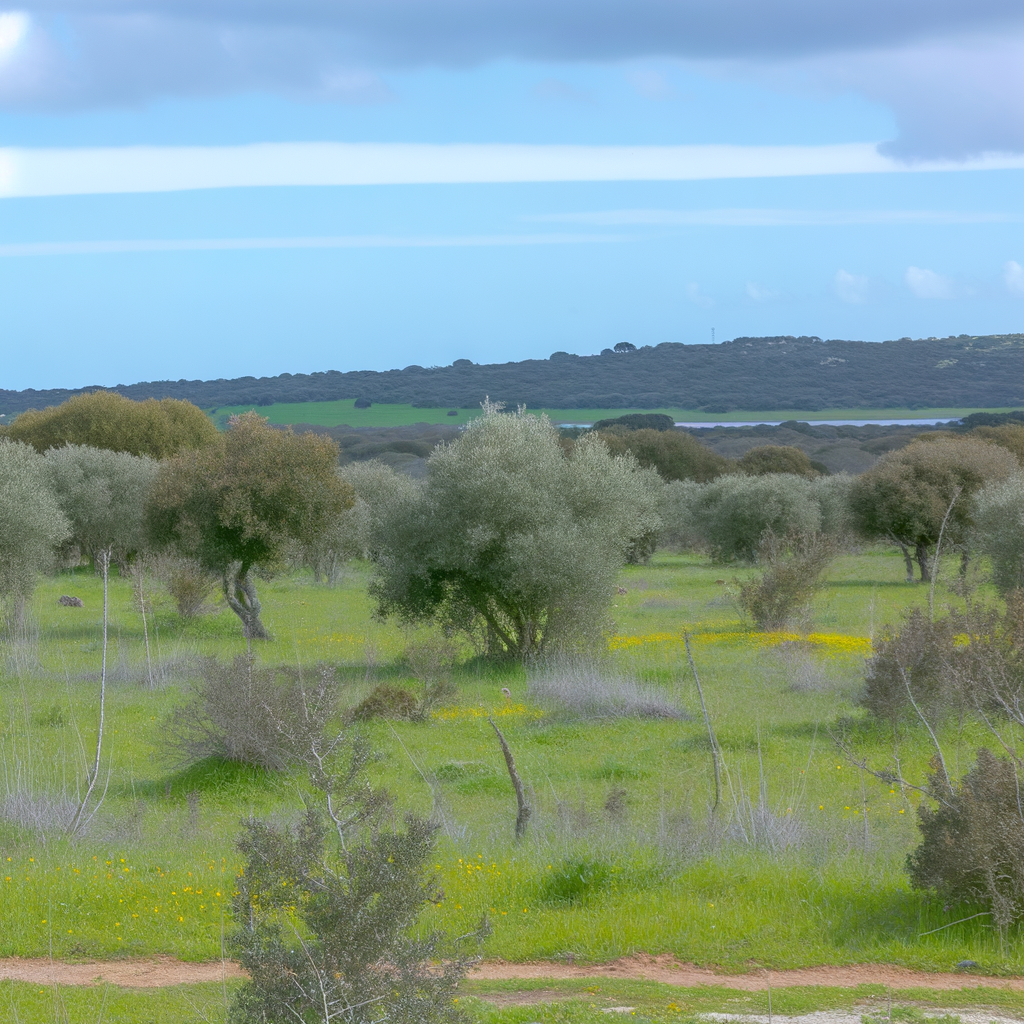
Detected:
left=1, top=550, right=1022, bottom=975
left=209, top=400, right=1015, bottom=429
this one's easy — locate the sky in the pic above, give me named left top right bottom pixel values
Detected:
left=2, top=2, right=1024, bottom=389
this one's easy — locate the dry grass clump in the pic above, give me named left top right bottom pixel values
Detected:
left=528, top=660, right=687, bottom=720
left=0, top=790, right=78, bottom=836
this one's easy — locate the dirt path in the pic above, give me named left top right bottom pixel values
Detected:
left=471, top=955, right=1024, bottom=992
left=0, top=954, right=1021, bottom=992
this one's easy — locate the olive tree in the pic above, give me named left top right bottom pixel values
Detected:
left=973, top=475, right=1024, bottom=595
left=685, top=473, right=822, bottom=562
left=849, top=436, right=1017, bottom=582
left=146, top=412, right=353, bottom=639
left=598, top=427, right=732, bottom=482
left=0, top=440, right=69, bottom=628
left=367, top=406, right=662, bottom=659
left=44, top=445, right=158, bottom=566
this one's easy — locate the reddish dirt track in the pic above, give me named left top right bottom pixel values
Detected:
left=0, top=954, right=1022, bottom=992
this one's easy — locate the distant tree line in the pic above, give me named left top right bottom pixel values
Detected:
left=4, top=333, right=1024, bottom=417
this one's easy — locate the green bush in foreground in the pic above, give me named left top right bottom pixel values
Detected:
left=229, top=744, right=479, bottom=1024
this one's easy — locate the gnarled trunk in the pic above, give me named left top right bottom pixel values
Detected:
left=916, top=543, right=932, bottom=583
left=223, top=564, right=270, bottom=640
left=891, top=537, right=915, bottom=582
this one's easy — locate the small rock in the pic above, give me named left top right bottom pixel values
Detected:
left=58, top=595, right=84, bottom=607
left=954, top=959, right=980, bottom=972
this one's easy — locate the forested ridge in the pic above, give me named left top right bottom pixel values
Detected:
left=3, top=332, right=1024, bottom=417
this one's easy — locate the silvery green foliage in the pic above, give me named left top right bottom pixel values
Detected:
left=340, top=459, right=418, bottom=560
left=367, top=407, right=662, bottom=659
left=44, top=444, right=158, bottom=561
left=0, top=439, right=70, bottom=603
left=685, top=472, right=821, bottom=562
left=659, top=479, right=706, bottom=552
left=810, top=473, right=856, bottom=539
left=973, top=474, right=1024, bottom=595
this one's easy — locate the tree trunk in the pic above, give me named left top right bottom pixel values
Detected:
left=894, top=539, right=915, bottom=582
left=916, top=543, right=932, bottom=583
left=223, top=565, right=270, bottom=640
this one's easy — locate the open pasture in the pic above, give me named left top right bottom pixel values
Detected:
left=209, top=399, right=1004, bottom=429
left=0, top=549, right=1020, bottom=984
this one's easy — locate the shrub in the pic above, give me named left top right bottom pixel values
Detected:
left=908, top=749, right=1024, bottom=936
left=168, top=656, right=337, bottom=771
left=738, top=444, right=820, bottom=477
left=157, top=555, right=218, bottom=617
left=7, top=390, right=218, bottom=457
left=687, top=473, right=821, bottom=562
left=598, top=427, right=732, bottom=483
left=738, top=531, right=836, bottom=630
left=230, top=800, right=477, bottom=1024
left=349, top=684, right=421, bottom=722
left=863, top=609, right=960, bottom=726
left=862, top=597, right=1024, bottom=727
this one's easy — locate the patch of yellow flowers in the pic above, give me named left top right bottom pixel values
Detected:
left=609, top=629, right=871, bottom=657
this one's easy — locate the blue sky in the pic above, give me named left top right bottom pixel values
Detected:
left=1, top=4, right=1024, bottom=390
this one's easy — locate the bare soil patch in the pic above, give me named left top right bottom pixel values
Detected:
left=0, top=955, right=245, bottom=988
left=0, top=953, right=1021, bottom=992
left=470, top=955, right=1024, bottom=993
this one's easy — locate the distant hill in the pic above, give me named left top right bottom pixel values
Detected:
left=3, top=333, right=1024, bottom=418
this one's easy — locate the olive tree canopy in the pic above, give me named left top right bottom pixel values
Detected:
left=849, top=436, right=1018, bottom=581
left=7, top=391, right=218, bottom=458
left=44, top=445, right=158, bottom=565
left=598, top=427, right=731, bottom=483
left=0, top=440, right=69, bottom=621
left=973, top=475, right=1024, bottom=596
left=367, top=406, right=662, bottom=659
left=146, top=412, right=353, bottom=639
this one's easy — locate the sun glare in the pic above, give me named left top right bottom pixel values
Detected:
left=0, top=11, right=29, bottom=63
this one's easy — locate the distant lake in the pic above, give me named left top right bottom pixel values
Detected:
left=556, top=418, right=959, bottom=429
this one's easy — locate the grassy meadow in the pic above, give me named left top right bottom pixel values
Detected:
left=1, top=546, right=1022, bottom=1016
left=209, top=399, right=1010, bottom=429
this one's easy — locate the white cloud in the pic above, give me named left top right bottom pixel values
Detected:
left=1004, top=260, right=1024, bottom=296
left=745, top=282, right=778, bottom=302
left=684, top=282, right=714, bottom=308
left=2, top=142, right=1024, bottom=198
left=0, top=232, right=622, bottom=257
left=904, top=266, right=956, bottom=299
left=533, top=208, right=1014, bottom=227
left=0, top=12, right=28, bottom=65
left=834, top=269, right=869, bottom=304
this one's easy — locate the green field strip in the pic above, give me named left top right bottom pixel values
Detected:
left=211, top=400, right=1017, bottom=429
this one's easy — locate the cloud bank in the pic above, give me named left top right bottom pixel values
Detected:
left=1, top=141, right=1024, bottom=197
left=2, top=2, right=1024, bottom=157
